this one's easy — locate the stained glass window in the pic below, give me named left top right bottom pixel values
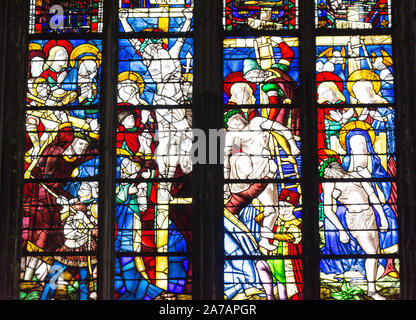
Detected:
left=114, top=1, right=194, bottom=300
left=316, top=35, right=394, bottom=104
left=316, top=0, right=399, bottom=300
left=119, top=0, right=194, bottom=33
left=21, top=0, right=104, bottom=299
left=223, top=1, right=303, bottom=300
left=22, top=38, right=102, bottom=299
left=11, top=0, right=405, bottom=302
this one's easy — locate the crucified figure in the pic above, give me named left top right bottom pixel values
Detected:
left=120, top=8, right=193, bottom=201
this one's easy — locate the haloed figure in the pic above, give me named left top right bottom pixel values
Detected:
left=321, top=159, right=388, bottom=300
left=348, top=70, right=388, bottom=104
left=119, top=8, right=193, bottom=200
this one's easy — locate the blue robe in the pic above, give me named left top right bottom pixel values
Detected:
left=321, top=129, right=398, bottom=276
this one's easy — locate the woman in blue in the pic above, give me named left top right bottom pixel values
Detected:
left=320, top=123, right=399, bottom=299
left=340, top=122, right=393, bottom=205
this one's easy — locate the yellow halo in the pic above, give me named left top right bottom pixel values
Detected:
left=339, top=120, right=376, bottom=151
left=118, top=71, right=145, bottom=95
left=32, top=77, right=48, bottom=96
left=347, top=70, right=381, bottom=99
left=78, top=55, right=101, bottom=69
left=69, top=44, right=102, bottom=68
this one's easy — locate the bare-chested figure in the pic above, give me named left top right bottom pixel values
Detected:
left=224, top=113, right=300, bottom=251
left=322, top=160, right=389, bottom=300
left=119, top=8, right=193, bottom=201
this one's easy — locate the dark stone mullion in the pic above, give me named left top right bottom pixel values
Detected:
left=0, top=0, right=30, bottom=300
left=98, top=0, right=118, bottom=300
left=394, top=0, right=416, bottom=300
left=192, top=0, right=224, bottom=300
left=300, top=0, right=321, bottom=300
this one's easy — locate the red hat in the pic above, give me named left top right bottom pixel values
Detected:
left=279, top=189, right=300, bottom=207
left=224, top=72, right=257, bottom=98
left=316, top=72, right=343, bottom=92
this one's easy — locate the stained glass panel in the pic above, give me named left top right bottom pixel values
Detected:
left=118, top=38, right=193, bottom=105
left=116, top=8, right=193, bottom=299
left=27, top=40, right=103, bottom=107
left=21, top=109, right=100, bottom=300
left=29, top=0, right=104, bottom=34
left=115, top=182, right=192, bottom=254
left=23, top=28, right=102, bottom=300
left=224, top=31, right=302, bottom=299
left=224, top=0, right=298, bottom=31
left=316, top=0, right=392, bottom=29
left=116, top=108, right=192, bottom=178
left=24, top=111, right=100, bottom=179
left=317, top=108, right=396, bottom=179
left=20, top=255, right=98, bottom=300
left=320, top=258, right=399, bottom=300
left=318, top=166, right=399, bottom=299
left=225, top=183, right=302, bottom=255
left=119, top=0, right=194, bottom=33
left=224, top=107, right=301, bottom=179
left=21, top=180, right=99, bottom=300
left=224, top=258, right=303, bottom=300
left=224, top=107, right=303, bottom=300
left=316, top=35, right=394, bottom=104
left=114, top=107, right=192, bottom=299
left=114, top=179, right=192, bottom=299
left=114, top=255, right=192, bottom=300
left=224, top=37, right=300, bottom=106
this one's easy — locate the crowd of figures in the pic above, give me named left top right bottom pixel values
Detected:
left=222, top=33, right=398, bottom=300
left=223, top=36, right=303, bottom=300
left=20, top=0, right=399, bottom=301
left=21, top=7, right=195, bottom=300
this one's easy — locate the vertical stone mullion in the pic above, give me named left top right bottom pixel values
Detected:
left=98, top=0, right=118, bottom=300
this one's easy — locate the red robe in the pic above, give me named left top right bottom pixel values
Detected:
left=23, top=126, right=98, bottom=252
